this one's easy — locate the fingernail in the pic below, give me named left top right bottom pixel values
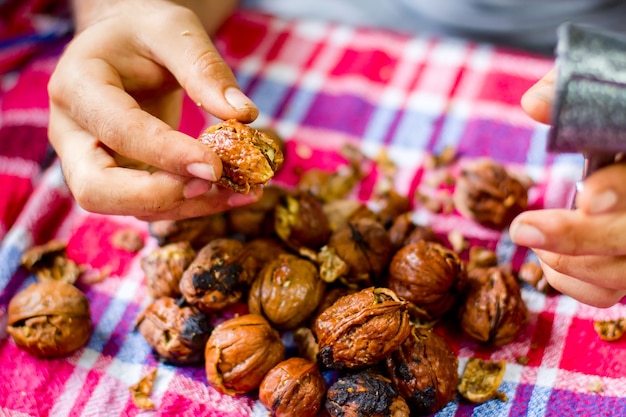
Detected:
left=187, top=163, right=217, bottom=182
left=511, top=223, right=545, bottom=247
left=589, top=189, right=617, bottom=214
left=225, top=87, right=256, bottom=111
left=228, top=191, right=259, bottom=207
left=184, top=178, right=210, bottom=199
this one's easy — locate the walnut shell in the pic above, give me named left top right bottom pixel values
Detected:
left=259, top=357, right=326, bottom=417
left=148, top=214, right=228, bottom=249
left=248, top=253, right=325, bottom=330
left=179, top=238, right=249, bottom=312
left=226, top=185, right=286, bottom=238
left=458, top=358, right=507, bottom=403
left=199, top=119, right=284, bottom=193
left=204, top=314, right=285, bottom=395
left=387, top=241, right=466, bottom=320
left=140, top=242, right=196, bottom=298
left=7, top=280, right=91, bottom=357
left=274, top=191, right=331, bottom=253
left=136, top=297, right=212, bottom=365
left=314, top=287, right=411, bottom=369
left=326, top=371, right=410, bottom=417
left=386, top=326, right=458, bottom=414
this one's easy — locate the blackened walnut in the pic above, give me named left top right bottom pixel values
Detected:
left=205, top=314, right=285, bottom=395
left=460, top=265, right=528, bottom=346
left=453, top=158, right=528, bottom=229
left=326, top=371, right=410, bottom=417
left=136, top=297, right=212, bottom=365
left=179, top=238, right=249, bottom=312
left=140, top=242, right=196, bottom=298
left=314, top=287, right=411, bottom=369
left=386, top=326, right=458, bottom=415
left=259, top=357, right=326, bottom=417
left=388, top=241, right=466, bottom=320
left=199, top=119, right=284, bottom=194
left=148, top=214, right=228, bottom=249
left=248, top=253, right=325, bottom=330
left=7, top=280, right=91, bottom=357
left=275, top=191, right=331, bottom=253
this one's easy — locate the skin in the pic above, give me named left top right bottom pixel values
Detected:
left=513, top=68, right=626, bottom=308
left=48, top=0, right=261, bottom=221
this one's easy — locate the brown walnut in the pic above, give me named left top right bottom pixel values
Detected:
left=259, top=357, right=326, bottom=417
left=274, top=191, right=331, bottom=253
left=148, top=214, right=228, bottom=249
left=7, top=280, right=91, bottom=357
left=140, top=242, right=196, bottom=298
left=313, top=287, right=411, bottom=369
left=204, top=314, right=285, bottom=395
left=226, top=185, right=286, bottom=238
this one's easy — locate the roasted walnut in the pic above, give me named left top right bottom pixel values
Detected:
left=594, top=319, right=626, bottom=342
left=148, top=214, right=228, bottom=249
left=204, top=314, right=285, bottom=395
left=198, top=119, right=284, bottom=193
left=20, top=240, right=82, bottom=284
left=136, top=297, right=212, bottom=365
left=110, top=228, right=144, bottom=253
left=460, top=265, right=528, bottom=346
left=7, top=280, right=91, bottom=357
left=458, top=358, right=507, bottom=404
left=248, top=253, right=325, bottom=330
left=517, top=261, right=550, bottom=293
left=388, top=241, right=467, bottom=320
left=274, top=191, right=331, bottom=253
left=388, top=212, right=442, bottom=250
left=371, top=189, right=410, bottom=229
left=314, top=287, right=411, bottom=369
left=386, top=326, right=458, bottom=415
left=226, top=185, right=286, bottom=239
left=240, top=237, right=288, bottom=285
left=326, top=371, right=410, bottom=417
left=453, top=158, right=528, bottom=229
left=259, top=357, right=326, bottom=417
left=323, top=199, right=378, bottom=232
left=322, top=218, right=393, bottom=287
left=179, top=238, right=249, bottom=312
left=140, top=242, right=196, bottom=298
left=297, top=167, right=361, bottom=203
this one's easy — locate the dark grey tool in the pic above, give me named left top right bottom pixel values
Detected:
left=549, top=22, right=626, bottom=203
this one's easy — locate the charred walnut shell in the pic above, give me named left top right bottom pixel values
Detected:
left=453, top=158, right=528, bottom=229
left=248, top=253, right=325, bottom=330
left=140, top=242, right=196, bottom=298
left=7, top=280, right=91, bottom=357
left=326, top=371, right=410, bottom=417
left=179, top=238, right=249, bottom=312
left=313, top=287, right=411, bottom=369
left=136, top=296, right=212, bottom=365
left=204, top=314, right=285, bottom=395
left=388, top=241, right=466, bottom=320
left=199, top=119, right=284, bottom=194
left=385, top=326, right=458, bottom=415
left=259, top=357, right=326, bottom=417
left=274, top=191, right=331, bottom=253
left=460, top=265, right=528, bottom=346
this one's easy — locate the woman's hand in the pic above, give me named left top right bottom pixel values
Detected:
left=48, top=0, right=261, bottom=221
left=511, top=68, right=626, bottom=307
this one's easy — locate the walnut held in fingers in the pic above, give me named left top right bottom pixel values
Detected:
left=314, top=287, right=411, bottom=369
left=140, top=242, right=196, bottom=298
left=204, top=314, right=285, bottom=395
left=199, top=119, right=284, bottom=193
left=386, top=326, right=458, bottom=415
left=136, top=296, right=212, bottom=365
left=326, top=371, right=410, bottom=417
left=259, top=357, right=326, bottom=417
left=7, top=280, right=91, bottom=357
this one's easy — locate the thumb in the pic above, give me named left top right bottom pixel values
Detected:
left=520, top=67, right=557, bottom=125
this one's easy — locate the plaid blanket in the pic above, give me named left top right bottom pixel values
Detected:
left=2, top=8, right=626, bottom=417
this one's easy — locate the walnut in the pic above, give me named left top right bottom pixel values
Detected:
left=293, top=327, right=319, bottom=363
left=370, top=188, right=410, bottom=229
left=240, top=237, right=288, bottom=285
left=458, top=358, right=507, bottom=404
left=460, top=265, right=528, bottom=346
left=297, top=167, right=360, bottom=203
left=140, top=242, right=196, bottom=298
left=7, top=280, right=91, bottom=357
left=148, top=214, right=228, bottom=249
left=594, top=319, right=626, bottom=342
left=226, top=185, right=286, bottom=238
left=259, top=357, right=326, bottom=417
left=110, top=228, right=144, bottom=253
left=136, top=297, right=212, bottom=365
left=20, top=240, right=82, bottom=284
left=326, top=371, right=410, bottom=417
left=323, top=199, right=378, bottom=232
left=198, top=119, right=284, bottom=193
left=323, top=218, right=393, bottom=287
left=388, top=212, right=441, bottom=250
left=179, top=238, right=249, bottom=312
left=517, top=261, right=550, bottom=293
left=387, top=241, right=467, bottom=320
left=453, top=158, right=528, bottom=229
left=274, top=191, right=331, bottom=253
left=385, top=326, right=458, bottom=415
left=248, top=253, right=325, bottom=330
left=204, top=314, right=285, bottom=395
left=314, top=287, right=411, bottom=369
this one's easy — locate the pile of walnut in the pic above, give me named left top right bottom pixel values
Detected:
left=133, top=121, right=540, bottom=416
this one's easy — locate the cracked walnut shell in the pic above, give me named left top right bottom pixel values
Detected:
left=199, top=119, right=284, bottom=193
left=140, top=242, right=196, bottom=298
